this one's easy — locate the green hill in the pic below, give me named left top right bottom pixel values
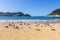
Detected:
left=48, top=8, right=60, bottom=16
left=0, top=12, right=31, bottom=17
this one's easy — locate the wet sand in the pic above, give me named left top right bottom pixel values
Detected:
left=0, top=21, right=60, bottom=40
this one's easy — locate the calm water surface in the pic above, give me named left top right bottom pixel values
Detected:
left=0, top=16, right=60, bottom=20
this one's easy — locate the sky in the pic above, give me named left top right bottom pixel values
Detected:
left=0, top=0, right=60, bottom=16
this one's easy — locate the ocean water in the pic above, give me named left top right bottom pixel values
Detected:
left=0, top=16, right=60, bottom=20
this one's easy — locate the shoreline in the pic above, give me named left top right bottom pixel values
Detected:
left=0, top=20, right=60, bottom=23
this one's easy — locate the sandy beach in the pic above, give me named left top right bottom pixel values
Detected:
left=0, top=20, right=60, bottom=40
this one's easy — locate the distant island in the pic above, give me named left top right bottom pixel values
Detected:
left=0, top=12, right=31, bottom=16
left=48, top=8, right=60, bottom=16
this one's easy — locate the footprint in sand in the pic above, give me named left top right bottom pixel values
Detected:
left=40, top=25, right=43, bottom=27
left=20, top=24, right=22, bottom=25
left=5, top=26, right=9, bottom=28
left=28, top=27, right=31, bottom=29
left=51, top=29, right=56, bottom=31
left=35, top=29, right=41, bottom=31
left=15, top=26, right=19, bottom=30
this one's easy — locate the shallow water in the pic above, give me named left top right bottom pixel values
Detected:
left=0, top=16, right=60, bottom=20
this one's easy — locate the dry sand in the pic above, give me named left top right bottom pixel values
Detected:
left=0, top=21, right=60, bottom=40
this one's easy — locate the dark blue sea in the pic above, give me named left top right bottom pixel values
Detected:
left=0, top=16, right=60, bottom=20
